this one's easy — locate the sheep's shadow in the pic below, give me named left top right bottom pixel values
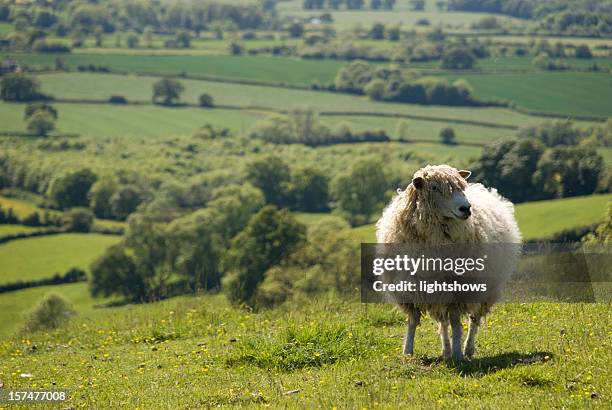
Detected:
left=417, top=351, right=553, bottom=377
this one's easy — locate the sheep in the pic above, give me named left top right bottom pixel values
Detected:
left=375, top=164, right=521, bottom=360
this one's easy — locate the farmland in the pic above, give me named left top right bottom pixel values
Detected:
left=0, top=233, right=120, bottom=283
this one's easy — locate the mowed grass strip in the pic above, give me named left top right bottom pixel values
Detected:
left=0, top=233, right=120, bottom=283
left=0, top=102, right=263, bottom=138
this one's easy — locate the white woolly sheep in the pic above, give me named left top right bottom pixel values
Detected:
left=376, top=164, right=521, bottom=360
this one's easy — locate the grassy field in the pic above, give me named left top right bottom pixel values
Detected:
left=349, top=193, right=612, bottom=243
left=34, top=73, right=541, bottom=126
left=0, top=292, right=608, bottom=408
left=1, top=53, right=344, bottom=85
left=441, top=72, right=612, bottom=118
left=0, top=224, right=41, bottom=236
left=0, top=196, right=42, bottom=219
left=0, top=102, right=263, bottom=138
left=0, top=233, right=121, bottom=283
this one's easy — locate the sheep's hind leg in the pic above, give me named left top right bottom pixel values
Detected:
left=464, top=314, right=482, bottom=359
left=403, top=309, right=420, bottom=355
left=438, top=320, right=451, bottom=358
left=449, top=308, right=463, bottom=360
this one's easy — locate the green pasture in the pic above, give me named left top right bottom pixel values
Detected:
left=0, top=196, right=41, bottom=219
left=34, top=73, right=539, bottom=127
left=0, top=292, right=608, bottom=408
left=0, top=224, right=41, bottom=236
left=441, top=72, right=612, bottom=118
left=0, top=233, right=121, bottom=284
left=1, top=53, right=343, bottom=85
left=349, top=193, right=612, bottom=243
left=0, top=102, right=263, bottom=138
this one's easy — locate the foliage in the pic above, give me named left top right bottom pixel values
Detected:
left=441, top=47, right=477, bottom=69
left=152, top=78, right=184, bottom=106
left=331, top=157, right=388, bottom=226
left=246, top=155, right=291, bottom=206
left=63, top=207, right=94, bottom=232
left=24, top=103, right=58, bottom=120
left=49, top=169, right=98, bottom=210
left=198, top=93, right=214, bottom=107
left=222, top=206, right=306, bottom=306
left=582, top=203, right=612, bottom=243
left=439, top=127, right=457, bottom=145
left=23, top=293, right=75, bottom=333
left=0, top=74, right=47, bottom=102
left=26, top=111, right=55, bottom=136
left=90, top=244, right=141, bottom=300
left=88, top=176, right=118, bottom=219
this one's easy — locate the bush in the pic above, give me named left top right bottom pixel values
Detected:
left=1, top=74, right=48, bottom=102
left=439, top=127, right=457, bottom=144
left=23, top=294, right=75, bottom=333
left=63, top=207, right=94, bottom=232
left=575, top=45, right=592, bottom=59
left=24, top=103, right=58, bottom=120
left=31, top=41, right=71, bottom=53
left=27, top=111, right=56, bottom=136
left=198, top=93, right=214, bottom=107
left=109, top=95, right=128, bottom=104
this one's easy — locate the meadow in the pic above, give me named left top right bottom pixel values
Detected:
left=0, top=233, right=120, bottom=283
left=349, top=193, right=612, bottom=243
left=0, top=293, right=608, bottom=408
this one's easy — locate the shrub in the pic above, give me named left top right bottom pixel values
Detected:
left=109, top=95, right=128, bottom=104
left=439, top=127, right=457, bottom=144
left=63, top=207, right=94, bottom=232
left=1, top=74, right=48, bottom=102
left=23, top=293, right=75, bottom=333
left=31, top=41, right=71, bottom=53
left=575, top=45, right=592, bottom=59
left=198, top=93, right=214, bottom=107
left=24, top=103, right=58, bottom=120
left=27, top=111, right=56, bottom=136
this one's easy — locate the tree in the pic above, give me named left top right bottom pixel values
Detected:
left=441, top=47, right=477, bottom=69
left=152, top=78, right=184, bottom=105
left=126, top=32, right=139, bottom=48
left=384, top=0, right=397, bottom=9
left=111, top=185, right=145, bottom=220
left=94, top=27, right=104, bottom=47
left=144, top=26, right=154, bottom=48
left=176, top=30, right=191, bottom=48
left=582, top=204, right=612, bottom=244
left=24, top=103, right=58, bottom=120
left=229, top=41, right=243, bottom=55
left=199, top=93, right=214, bottom=107
left=395, top=120, right=411, bottom=140
left=289, top=22, right=304, bottom=38
left=89, top=176, right=118, bottom=218
left=334, top=61, right=375, bottom=94
left=439, top=127, right=456, bottom=144
left=288, top=166, right=330, bottom=212
left=63, top=207, right=94, bottom=232
left=90, top=245, right=142, bottom=300
left=222, top=206, right=306, bottom=305
left=346, top=0, right=365, bottom=9
left=370, top=23, right=385, bottom=39
left=331, top=157, right=388, bottom=226
left=410, top=0, right=425, bottom=11
left=1, top=74, right=44, bottom=102
left=246, top=156, right=291, bottom=206
left=371, top=0, right=382, bottom=10
left=575, top=45, right=592, bottom=59
left=27, top=111, right=55, bottom=137
left=50, top=169, right=98, bottom=209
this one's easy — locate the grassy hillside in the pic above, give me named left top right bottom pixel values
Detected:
left=0, top=233, right=121, bottom=283
left=0, top=293, right=608, bottom=408
left=441, top=72, right=612, bottom=118
left=349, top=194, right=612, bottom=243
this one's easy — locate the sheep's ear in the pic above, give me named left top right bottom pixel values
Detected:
left=412, top=176, right=424, bottom=189
left=459, top=170, right=471, bottom=180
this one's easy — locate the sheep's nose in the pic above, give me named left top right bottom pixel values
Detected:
left=459, top=205, right=471, bottom=216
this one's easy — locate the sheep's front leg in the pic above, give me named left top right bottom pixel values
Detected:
left=449, top=308, right=463, bottom=360
left=438, top=320, right=451, bottom=358
left=464, top=314, right=482, bottom=359
left=403, top=310, right=419, bottom=355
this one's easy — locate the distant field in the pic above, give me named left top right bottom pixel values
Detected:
left=0, top=102, right=263, bottom=138
left=2, top=53, right=343, bottom=85
left=34, top=73, right=541, bottom=127
left=441, top=72, right=612, bottom=118
left=0, top=282, right=114, bottom=339
left=0, top=196, right=41, bottom=218
left=0, top=233, right=121, bottom=283
left=349, top=193, right=612, bottom=243
left=419, top=56, right=612, bottom=71
left=0, top=224, right=41, bottom=236
left=0, top=22, right=12, bottom=35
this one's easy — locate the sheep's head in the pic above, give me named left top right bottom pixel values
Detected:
left=411, top=165, right=472, bottom=221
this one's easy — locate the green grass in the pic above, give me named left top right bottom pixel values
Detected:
left=34, top=73, right=540, bottom=127
left=2, top=53, right=344, bottom=85
left=0, top=102, right=263, bottom=138
left=441, top=72, right=612, bottom=118
left=0, top=292, right=608, bottom=408
left=0, top=233, right=121, bottom=284
left=0, top=224, right=41, bottom=236
left=348, top=193, right=612, bottom=243
left=515, top=194, right=612, bottom=240
left=0, top=196, right=41, bottom=219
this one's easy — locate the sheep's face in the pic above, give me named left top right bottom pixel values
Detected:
left=412, top=166, right=472, bottom=220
